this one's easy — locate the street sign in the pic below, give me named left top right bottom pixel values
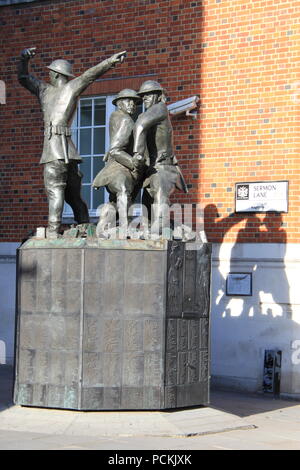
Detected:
left=235, top=180, right=288, bottom=213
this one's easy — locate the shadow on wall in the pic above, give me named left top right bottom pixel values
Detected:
left=204, top=204, right=300, bottom=396
left=204, top=204, right=289, bottom=318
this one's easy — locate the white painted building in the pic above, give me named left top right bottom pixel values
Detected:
left=211, top=243, right=300, bottom=399
left=0, top=243, right=19, bottom=365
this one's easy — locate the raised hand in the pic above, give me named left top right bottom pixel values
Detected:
left=21, top=47, right=37, bottom=60
left=109, top=50, right=127, bottom=66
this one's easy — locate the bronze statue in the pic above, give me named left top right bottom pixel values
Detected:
left=92, top=89, right=143, bottom=236
left=18, top=47, right=126, bottom=238
left=133, top=80, right=188, bottom=233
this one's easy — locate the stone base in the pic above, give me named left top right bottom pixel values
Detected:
left=14, top=238, right=211, bottom=410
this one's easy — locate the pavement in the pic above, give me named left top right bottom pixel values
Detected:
left=1, top=365, right=300, bottom=450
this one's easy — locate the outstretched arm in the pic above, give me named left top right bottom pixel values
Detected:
left=133, top=103, right=167, bottom=156
left=18, top=47, right=45, bottom=97
left=69, top=51, right=126, bottom=97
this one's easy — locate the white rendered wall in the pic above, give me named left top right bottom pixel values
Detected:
left=210, top=243, right=300, bottom=398
left=0, top=243, right=19, bottom=365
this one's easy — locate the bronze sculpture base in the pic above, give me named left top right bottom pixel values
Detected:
left=14, top=239, right=211, bottom=410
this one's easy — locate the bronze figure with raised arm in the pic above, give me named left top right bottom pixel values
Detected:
left=18, top=47, right=126, bottom=237
left=133, top=80, right=188, bottom=234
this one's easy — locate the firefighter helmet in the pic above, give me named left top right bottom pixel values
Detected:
left=47, top=59, right=75, bottom=78
left=138, top=80, right=165, bottom=96
left=112, top=89, right=142, bottom=105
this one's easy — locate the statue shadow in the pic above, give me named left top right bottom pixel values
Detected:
left=204, top=204, right=299, bottom=400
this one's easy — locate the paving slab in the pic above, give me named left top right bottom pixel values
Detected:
left=0, top=402, right=255, bottom=438
left=0, top=366, right=253, bottom=438
left=2, top=366, right=300, bottom=449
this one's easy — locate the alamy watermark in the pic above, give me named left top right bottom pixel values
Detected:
left=291, top=340, right=300, bottom=365
left=95, top=202, right=206, bottom=245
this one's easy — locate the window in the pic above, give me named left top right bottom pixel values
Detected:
left=64, top=95, right=115, bottom=219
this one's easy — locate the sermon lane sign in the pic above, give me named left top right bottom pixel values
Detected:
left=235, top=180, right=288, bottom=213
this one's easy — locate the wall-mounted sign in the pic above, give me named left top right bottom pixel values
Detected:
left=226, top=273, right=252, bottom=296
left=235, top=180, right=288, bottom=213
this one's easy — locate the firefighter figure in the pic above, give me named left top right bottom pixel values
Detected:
left=133, top=80, right=188, bottom=233
left=92, top=89, right=143, bottom=236
left=18, top=47, right=126, bottom=238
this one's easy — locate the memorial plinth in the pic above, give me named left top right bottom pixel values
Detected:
left=14, top=238, right=211, bottom=410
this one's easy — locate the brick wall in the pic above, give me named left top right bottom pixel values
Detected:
left=0, top=0, right=298, bottom=243
left=199, top=0, right=299, bottom=243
